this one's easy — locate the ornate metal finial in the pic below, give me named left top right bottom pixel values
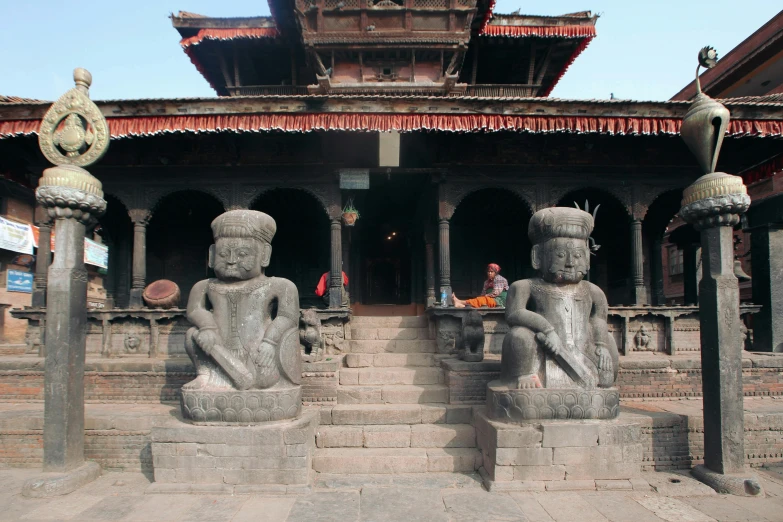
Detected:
left=680, top=47, right=730, bottom=176
left=695, top=46, right=718, bottom=94
left=35, top=68, right=107, bottom=225
left=38, top=68, right=109, bottom=168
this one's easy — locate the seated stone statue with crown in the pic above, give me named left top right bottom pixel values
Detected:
left=180, top=210, right=302, bottom=423
left=487, top=206, right=620, bottom=421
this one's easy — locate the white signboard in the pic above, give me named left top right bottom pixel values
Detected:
left=84, top=238, right=109, bottom=269
left=0, top=217, right=33, bottom=255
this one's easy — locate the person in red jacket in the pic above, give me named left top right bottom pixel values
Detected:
left=315, top=271, right=350, bottom=307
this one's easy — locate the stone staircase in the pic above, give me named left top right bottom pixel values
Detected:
left=313, top=315, right=481, bottom=474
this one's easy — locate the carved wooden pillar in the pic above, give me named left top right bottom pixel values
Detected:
left=129, top=210, right=150, bottom=309
left=650, top=237, right=665, bottom=305
left=425, top=238, right=436, bottom=307
left=438, top=218, right=451, bottom=305
left=329, top=218, right=343, bottom=309
left=630, top=219, right=647, bottom=304
left=32, top=218, right=52, bottom=308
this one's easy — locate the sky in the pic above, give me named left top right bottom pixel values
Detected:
left=0, top=1, right=780, bottom=102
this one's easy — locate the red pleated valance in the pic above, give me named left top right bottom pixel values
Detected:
left=180, top=28, right=279, bottom=49
left=2, top=114, right=782, bottom=139
left=481, top=24, right=597, bottom=38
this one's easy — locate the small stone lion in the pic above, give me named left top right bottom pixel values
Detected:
left=299, top=309, right=323, bottom=362
left=459, top=310, right=485, bottom=362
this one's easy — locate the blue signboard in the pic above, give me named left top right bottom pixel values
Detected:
left=7, top=270, right=33, bottom=293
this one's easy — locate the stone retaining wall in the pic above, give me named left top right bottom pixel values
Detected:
left=442, top=355, right=783, bottom=404
left=2, top=403, right=782, bottom=475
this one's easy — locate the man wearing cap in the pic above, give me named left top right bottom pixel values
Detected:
left=501, top=207, right=618, bottom=390
left=183, top=210, right=301, bottom=392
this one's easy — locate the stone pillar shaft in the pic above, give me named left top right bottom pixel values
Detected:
left=438, top=219, right=451, bottom=304
left=750, top=225, right=783, bottom=353
left=43, top=217, right=88, bottom=471
left=130, top=219, right=147, bottom=308
left=699, top=225, right=745, bottom=474
left=630, top=219, right=647, bottom=304
left=32, top=221, right=52, bottom=308
left=425, top=240, right=436, bottom=307
left=329, top=219, right=343, bottom=308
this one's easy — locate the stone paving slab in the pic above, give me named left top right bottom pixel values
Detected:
left=2, top=469, right=783, bottom=521
left=360, top=487, right=448, bottom=522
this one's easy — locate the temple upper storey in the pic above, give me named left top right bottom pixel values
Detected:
left=171, top=4, right=597, bottom=97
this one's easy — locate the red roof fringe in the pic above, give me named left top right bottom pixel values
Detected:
left=2, top=114, right=782, bottom=139
left=741, top=153, right=783, bottom=185
left=180, top=28, right=279, bottom=49
left=478, top=0, right=496, bottom=35
left=542, top=36, right=593, bottom=97
left=481, top=25, right=596, bottom=38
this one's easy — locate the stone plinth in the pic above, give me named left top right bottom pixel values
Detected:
left=180, top=386, right=302, bottom=424
left=149, top=410, right=317, bottom=494
left=487, top=382, right=620, bottom=422
left=475, top=410, right=642, bottom=491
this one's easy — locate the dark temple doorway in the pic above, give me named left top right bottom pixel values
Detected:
left=348, top=173, right=429, bottom=308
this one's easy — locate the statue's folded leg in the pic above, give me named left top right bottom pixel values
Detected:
left=500, top=327, right=544, bottom=389
left=183, top=327, right=233, bottom=390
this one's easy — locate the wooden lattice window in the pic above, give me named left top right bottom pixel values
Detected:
left=669, top=247, right=684, bottom=275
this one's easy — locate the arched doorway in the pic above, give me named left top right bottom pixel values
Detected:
left=348, top=173, right=431, bottom=307
left=251, top=188, right=329, bottom=309
left=450, top=188, right=533, bottom=298
left=643, top=190, right=684, bottom=305
left=96, top=194, right=133, bottom=308
left=557, top=188, right=630, bottom=305
left=146, top=191, right=224, bottom=306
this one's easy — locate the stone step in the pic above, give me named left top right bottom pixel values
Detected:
left=316, top=424, right=475, bottom=449
left=344, top=353, right=436, bottom=368
left=329, top=404, right=473, bottom=425
left=350, top=327, right=432, bottom=341
left=337, top=384, right=449, bottom=404
left=312, top=447, right=479, bottom=474
left=347, top=340, right=437, bottom=354
left=350, top=316, right=429, bottom=328
left=339, top=367, right=443, bottom=386
left=0, top=344, right=26, bottom=356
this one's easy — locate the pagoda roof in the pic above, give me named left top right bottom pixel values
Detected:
left=1, top=95, right=781, bottom=140
left=172, top=11, right=282, bottom=96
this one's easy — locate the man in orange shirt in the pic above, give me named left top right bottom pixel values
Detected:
left=315, top=271, right=350, bottom=307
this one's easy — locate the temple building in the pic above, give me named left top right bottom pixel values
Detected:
left=0, top=2, right=782, bottom=353
left=3, top=1, right=783, bottom=482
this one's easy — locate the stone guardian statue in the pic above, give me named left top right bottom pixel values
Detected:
left=181, top=210, right=302, bottom=423
left=487, top=206, right=620, bottom=421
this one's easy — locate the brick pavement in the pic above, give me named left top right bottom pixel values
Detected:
left=1, top=466, right=783, bottom=521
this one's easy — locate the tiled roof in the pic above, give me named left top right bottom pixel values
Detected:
left=0, top=95, right=47, bottom=104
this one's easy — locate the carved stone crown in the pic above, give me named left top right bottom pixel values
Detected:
left=528, top=207, right=594, bottom=245
left=680, top=172, right=750, bottom=230
left=212, top=210, right=277, bottom=244
left=681, top=172, right=746, bottom=206
left=38, top=165, right=103, bottom=197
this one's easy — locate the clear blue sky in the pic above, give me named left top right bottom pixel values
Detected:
left=0, top=1, right=779, bottom=101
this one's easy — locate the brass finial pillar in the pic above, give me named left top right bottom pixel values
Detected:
left=22, top=68, right=109, bottom=498
left=678, top=48, right=760, bottom=496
